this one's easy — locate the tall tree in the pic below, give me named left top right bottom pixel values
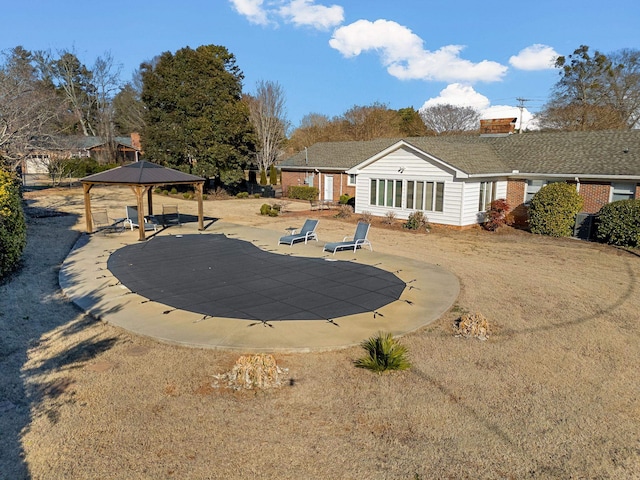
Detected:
left=35, top=49, right=98, bottom=136
left=113, top=70, right=145, bottom=135
left=419, top=104, right=480, bottom=134
left=539, top=45, right=640, bottom=130
left=397, top=107, right=431, bottom=137
left=245, top=80, right=289, bottom=180
left=0, top=46, right=60, bottom=167
left=141, top=45, right=254, bottom=185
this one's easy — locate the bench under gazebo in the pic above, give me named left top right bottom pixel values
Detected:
left=81, top=160, right=205, bottom=241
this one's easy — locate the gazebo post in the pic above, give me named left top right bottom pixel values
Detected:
left=83, top=182, right=94, bottom=233
left=134, top=185, right=147, bottom=241
left=196, top=182, right=204, bottom=231
left=147, top=187, right=154, bottom=216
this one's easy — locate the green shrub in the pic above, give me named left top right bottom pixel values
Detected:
left=339, top=193, right=352, bottom=205
left=253, top=193, right=261, bottom=199
left=154, top=187, right=163, bottom=194
left=259, top=203, right=279, bottom=216
left=529, top=182, right=583, bottom=237
left=287, top=186, right=319, bottom=201
left=183, top=192, right=193, bottom=199
left=354, top=332, right=411, bottom=372
left=162, top=190, right=169, bottom=195
left=259, top=170, right=267, bottom=186
left=0, top=170, right=27, bottom=279
left=595, top=199, right=640, bottom=247
left=236, top=191, right=249, bottom=199
left=483, top=198, right=510, bottom=231
left=403, top=211, right=430, bottom=231
left=269, top=165, right=277, bottom=185
left=170, top=187, right=178, bottom=195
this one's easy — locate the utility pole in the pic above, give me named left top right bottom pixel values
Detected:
left=516, top=98, right=529, bottom=134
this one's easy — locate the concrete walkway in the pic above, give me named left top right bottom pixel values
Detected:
left=59, top=221, right=460, bottom=352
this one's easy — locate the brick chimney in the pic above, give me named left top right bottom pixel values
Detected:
left=130, top=132, right=142, bottom=152
left=479, top=118, right=517, bottom=136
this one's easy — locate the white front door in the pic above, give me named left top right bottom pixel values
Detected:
left=324, top=175, right=333, bottom=201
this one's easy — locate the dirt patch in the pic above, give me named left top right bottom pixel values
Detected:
left=1, top=186, right=639, bottom=479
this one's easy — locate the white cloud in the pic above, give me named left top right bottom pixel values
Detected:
left=279, top=0, right=344, bottom=30
left=509, top=44, right=559, bottom=71
left=330, top=19, right=508, bottom=83
left=229, top=0, right=343, bottom=30
left=229, top=0, right=270, bottom=25
left=419, top=84, right=539, bottom=131
left=419, top=83, right=490, bottom=110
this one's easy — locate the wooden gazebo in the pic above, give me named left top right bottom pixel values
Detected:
left=81, top=161, right=206, bottom=241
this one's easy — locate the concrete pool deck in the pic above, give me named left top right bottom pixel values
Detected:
left=59, top=220, right=459, bottom=352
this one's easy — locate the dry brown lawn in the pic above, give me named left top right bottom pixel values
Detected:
left=2, top=185, right=640, bottom=479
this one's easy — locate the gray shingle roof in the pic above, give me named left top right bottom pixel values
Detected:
left=280, top=130, right=640, bottom=177
left=81, top=160, right=204, bottom=185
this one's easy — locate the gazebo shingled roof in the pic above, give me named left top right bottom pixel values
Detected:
left=81, top=160, right=206, bottom=241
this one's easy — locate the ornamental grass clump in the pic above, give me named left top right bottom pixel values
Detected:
left=355, top=332, right=411, bottom=372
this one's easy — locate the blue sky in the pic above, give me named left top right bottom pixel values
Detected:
left=3, top=0, right=639, bottom=130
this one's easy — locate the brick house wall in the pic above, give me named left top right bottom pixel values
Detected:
left=280, top=170, right=355, bottom=201
left=506, top=179, right=527, bottom=225
left=507, top=179, right=639, bottom=226
left=579, top=182, right=611, bottom=213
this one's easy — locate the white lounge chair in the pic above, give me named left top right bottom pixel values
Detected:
left=323, top=222, right=372, bottom=254
left=124, top=206, right=160, bottom=232
left=278, top=219, right=319, bottom=246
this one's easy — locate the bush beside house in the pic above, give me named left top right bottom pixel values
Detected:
left=595, top=199, right=640, bottom=248
left=0, top=171, right=27, bottom=279
left=529, top=183, right=584, bottom=237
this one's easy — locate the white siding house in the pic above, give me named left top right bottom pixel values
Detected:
left=347, top=141, right=508, bottom=227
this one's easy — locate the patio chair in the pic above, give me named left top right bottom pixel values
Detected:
left=323, top=221, right=373, bottom=255
left=162, top=204, right=181, bottom=227
left=278, top=219, right=319, bottom=246
left=91, top=209, right=124, bottom=234
left=124, top=206, right=160, bottom=232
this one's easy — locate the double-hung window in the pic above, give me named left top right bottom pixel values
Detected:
left=405, top=180, right=444, bottom=212
left=525, top=180, right=546, bottom=204
left=611, top=182, right=636, bottom=201
left=478, top=181, right=496, bottom=211
left=370, top=179, right=403, bottom=208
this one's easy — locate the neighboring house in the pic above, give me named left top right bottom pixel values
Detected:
left=279, top=129, right=640, bottom=228
left=22, top=134, right=141, bottom=175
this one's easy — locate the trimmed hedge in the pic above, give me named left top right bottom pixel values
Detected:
left=529, top=182, right=583, bottom=237
left=595, top=199, right=640, bottom=247
left=0, top=170, right=27, bottom=279
left=287, top=186, right=319, bottom=201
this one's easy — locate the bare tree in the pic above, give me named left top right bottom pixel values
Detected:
left=113, top=70, right=146, bottom=135
left=419, top=104, right=480, bottom=134
left=92, top=52, right=122, bottom=162
left=35, top=48, right=97, bottom=136
left=0, top=47, right=60, bottom=168
left=246, top=80, right=290, bottom=179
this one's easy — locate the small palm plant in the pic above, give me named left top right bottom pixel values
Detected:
left=355, top=332, right=411, bottom=372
